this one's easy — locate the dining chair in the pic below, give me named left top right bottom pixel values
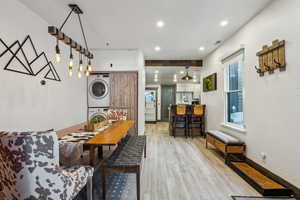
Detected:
left=0, top=130, right=94, bottom=200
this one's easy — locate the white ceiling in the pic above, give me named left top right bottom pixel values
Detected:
left=19, top=0, right=272, bottom=60
left=146, top=67, right=202, bottom=85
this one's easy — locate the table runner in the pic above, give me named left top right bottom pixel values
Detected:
left=59, top=125, right=110, bottom=166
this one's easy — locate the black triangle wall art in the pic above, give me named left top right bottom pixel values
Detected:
left=0, top=35, right=61, bottom=82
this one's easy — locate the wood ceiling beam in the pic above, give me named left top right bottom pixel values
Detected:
left=145, top=60, right=203, bottom=67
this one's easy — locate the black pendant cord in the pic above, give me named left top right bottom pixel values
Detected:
left=59, top=8, right=75, bottom=31
left=77, top=13, right=89, bottom=52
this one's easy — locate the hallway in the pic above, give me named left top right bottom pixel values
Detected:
left=141, top=122, right=258, bottom=200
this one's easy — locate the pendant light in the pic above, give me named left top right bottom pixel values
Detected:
left=85, top=68, right=90, bottom=76
left=48, top=4, right=94, bottom=80
left=85, top=58, right=91, bottom=76
left=68, top=65, right=72, bottom=77
left=78, top=53, right=83, bottom=78
left=78, top=69, right=82, bottom=78
left=181, top=67, right=193, bottom=81
left=67, top=46, right=73, bottom=77
left=69, top=46, right=74, bottom=67
left=55, top=40, right=61, bottom=63
left=87, top=59, right=92, bottom=72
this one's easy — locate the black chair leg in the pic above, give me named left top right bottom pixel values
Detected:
left=136, top=166, right=140, bottom=200
left=185, top=117, right=189, bottom=138
left=102, top=168, right=106, bottom=200
left=144, top=140, right=147, bottom=158
left=174, top=117, right=177, bottom=138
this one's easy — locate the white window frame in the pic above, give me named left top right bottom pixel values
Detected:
left=222, top=50, right=246, bottom=132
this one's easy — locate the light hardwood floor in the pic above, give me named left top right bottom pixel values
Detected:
left=141, top=122, right=259, bottom=200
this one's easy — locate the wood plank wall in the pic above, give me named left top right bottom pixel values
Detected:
left=109, top=72, right=138, bottom=135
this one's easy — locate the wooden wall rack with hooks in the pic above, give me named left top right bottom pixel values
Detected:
left=255, top=40, right=286, bottom=77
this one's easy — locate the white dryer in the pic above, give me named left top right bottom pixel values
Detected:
left=88, top=107, right=109, bottom=123
left=88, top=73, right=110, bottom=107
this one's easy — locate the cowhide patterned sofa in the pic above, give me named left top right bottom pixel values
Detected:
left=0, top=130, right=94, bottom=200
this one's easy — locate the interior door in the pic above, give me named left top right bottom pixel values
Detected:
left=161, top=85, right=175, bottom=121
left=145, top=89, right=157, bottom=122
left=110, top=72, right=138, bottom=135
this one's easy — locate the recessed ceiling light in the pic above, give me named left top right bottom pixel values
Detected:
left=220, top=20, right=229, bottom=27
left=154, top=78, right=158, bottom=82
left=180, top=71, right=184, bottom=74
left=154, top=74, right=158, bottom=79
left=155, top=46, right=161, bottom=51
left=199, top=46, right=205, bottom=51
left=155, top=70, right=159, bottom=73
left=193, top=79, right=197, bottom=83
left=173, top=79, right=177, bottom=82
left=156, top=20, right=165, bottom=28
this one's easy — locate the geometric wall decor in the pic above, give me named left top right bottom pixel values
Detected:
left=0, top=35, right=61, bottom=81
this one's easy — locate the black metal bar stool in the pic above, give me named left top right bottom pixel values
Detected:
left=188, top=105, right=206, bottom=138
left=172, top=105, right=188, bottom=138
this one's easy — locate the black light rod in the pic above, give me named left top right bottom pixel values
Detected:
left=77, top=14, right=89, bottom=51
left=59, top=8, right=74, bottom=31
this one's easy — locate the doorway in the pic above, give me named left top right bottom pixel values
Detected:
left=161, top=85, right=176, bottom=121
left=145, top=88, right=158, bottom=122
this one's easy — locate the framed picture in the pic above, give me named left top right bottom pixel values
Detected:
left=203, top=73, right=217, bottom=92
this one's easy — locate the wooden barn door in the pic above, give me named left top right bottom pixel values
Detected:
left=110, top=72, right=138, bottom=135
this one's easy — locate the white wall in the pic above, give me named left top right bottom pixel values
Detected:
left=201, top=0, right=300, bottom=187
left=0, top=0, right=87, bottom=131
left=146, top=84, right=161, bottom=120
left=92, top=50, right=145, bottom=135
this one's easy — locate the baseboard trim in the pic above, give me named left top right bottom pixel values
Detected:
left=245, top=158, right=300, bottom=199
left=145, top=121, right=157, bottom=124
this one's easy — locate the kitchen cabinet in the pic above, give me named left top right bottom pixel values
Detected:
left=176, top=83, right=201, bottom=99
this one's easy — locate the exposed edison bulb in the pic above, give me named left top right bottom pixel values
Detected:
left=68, top=70, right=73, bottom=77
left=68, top=65, right=73, bottom=77
left=85, top=70, right=90, bottom=77
left=79, top=60, right=83, bottom=72
left=88, top=60, right=92, bottom=72
left=55, top=45, right=61, bottom=63
left=55, top=53, right=61, bottom=63
left=69, top=58, right=73, bottom=67
left=88, top=65, right=92, bottom=72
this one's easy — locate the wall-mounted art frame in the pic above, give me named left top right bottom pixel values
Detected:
left=0, top=35, right=61, bottom=81
left=203, top=73, right=217, bottom=92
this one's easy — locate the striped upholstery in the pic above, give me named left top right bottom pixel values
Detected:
left=104, top=135, right=146, bottom=168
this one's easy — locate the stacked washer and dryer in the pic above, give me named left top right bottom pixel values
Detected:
left=87, top=73, right=110, bottom=122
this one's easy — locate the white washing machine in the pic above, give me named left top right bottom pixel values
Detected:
left=88, top=107, right=109, bottom=123
left=88, top=73, right=110, bottom=107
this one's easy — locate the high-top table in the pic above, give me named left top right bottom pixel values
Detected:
left=85, top=120, right=135, bottom=165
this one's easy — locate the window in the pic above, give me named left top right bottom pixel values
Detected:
left=224, top=59, right=244, bottom=126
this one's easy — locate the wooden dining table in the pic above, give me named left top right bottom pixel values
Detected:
left=85, top=120, right=135, bottom=166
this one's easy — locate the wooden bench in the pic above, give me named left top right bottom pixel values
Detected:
left=206, top=130, right=245, bottom=163
left=101, top=135, right=146, bottom=200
